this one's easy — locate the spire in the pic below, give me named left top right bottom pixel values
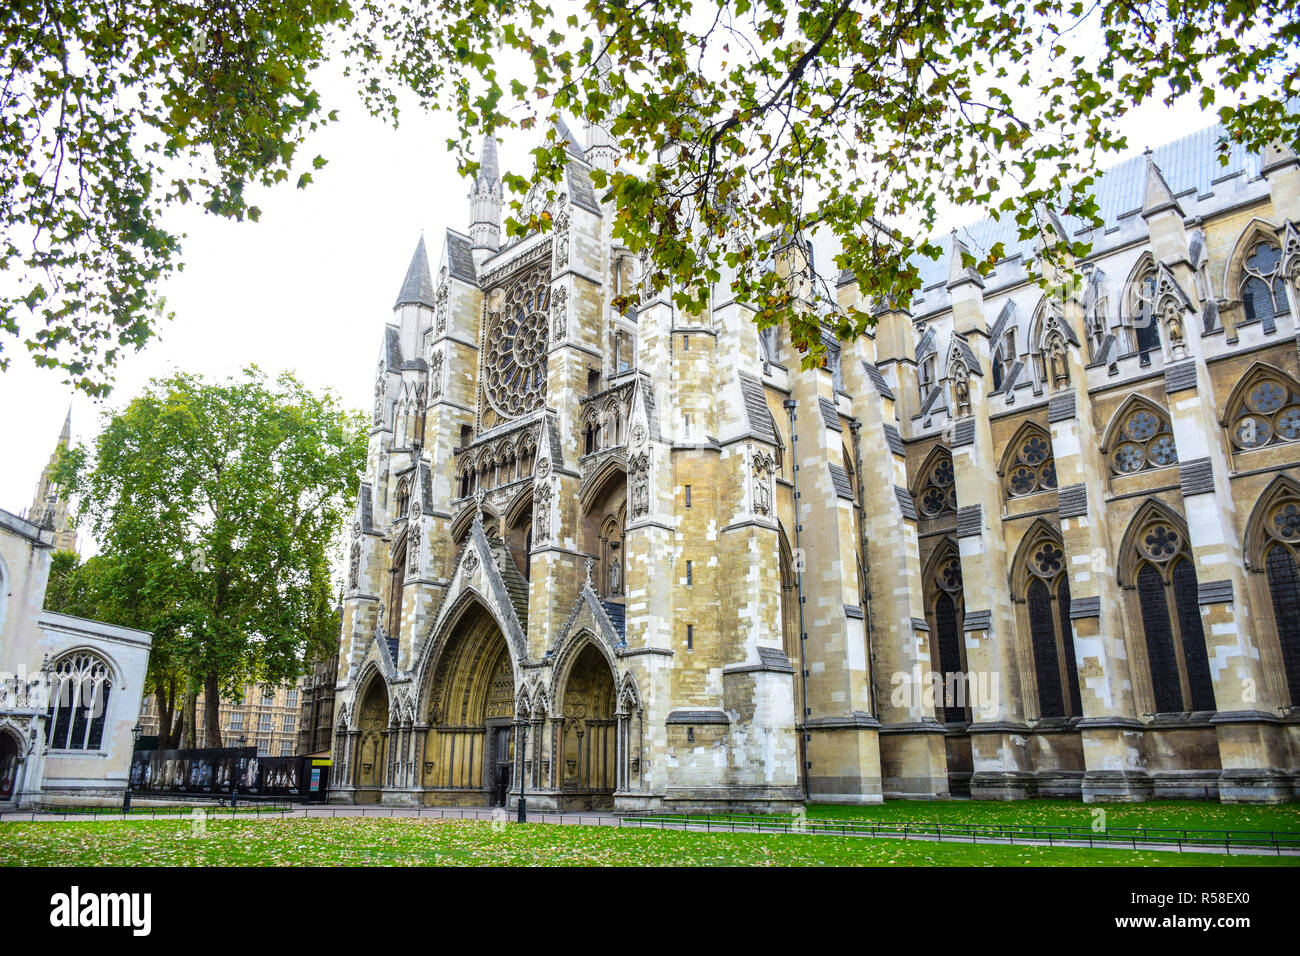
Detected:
left=468, top=134, right=503, bottom=259
left=393, top=236, right=436, bottom=309
left=945, top=231, right=984, bottom=290
left=1141, top=148, right=1184, bottom=219
left=475, top=134, right=500, bottom=192
left=59, top=405, right=71, bottom=446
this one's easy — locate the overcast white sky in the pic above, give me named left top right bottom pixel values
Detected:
left=0, top=51, right=1223, bottom=534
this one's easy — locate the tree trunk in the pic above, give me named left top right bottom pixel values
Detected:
left=182, top=683, right=198, bottom=749
left=166, top=708, right=183, bottom=750
left=204, top=671, right=222, bottom=748
left=154, top=682, right=174, bottom=749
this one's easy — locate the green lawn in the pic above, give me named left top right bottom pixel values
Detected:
left=803, top=799, right=1300, bottom=833
left=0, top=816, right=1295, bottom=866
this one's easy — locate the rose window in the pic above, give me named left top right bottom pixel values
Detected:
left=482, top=264, right=551, bottom=419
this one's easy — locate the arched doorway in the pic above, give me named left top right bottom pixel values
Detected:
left=354, top=675, right=389, bottom=801
left=0, top=732, right=20, bottom=801
left=422, top=600, right=516, bottom=806
left=557, top=642, right=616, bottom=809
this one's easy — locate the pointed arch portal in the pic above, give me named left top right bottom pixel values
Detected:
left=421, top=599, right=517, bottom=804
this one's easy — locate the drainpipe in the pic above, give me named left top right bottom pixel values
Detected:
left=784, top=399, right=812, bottom=800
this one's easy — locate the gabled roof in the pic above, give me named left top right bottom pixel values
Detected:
left=445, top=229, right=478, bottom=283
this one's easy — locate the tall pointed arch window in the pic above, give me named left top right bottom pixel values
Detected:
left=1126, top=512, right=1216, bottom=714
left=1251, top=490, right=1300, bottom=706
left=916, top=449, right=957, bottom=519
left=45, top=652, right=113, bottom=751
left=1018, top=532, right=1084, bottom=718
left=1003, top=425, right=1056, bottom=499
left=1126, top=261, right=1162, bottom=364
left=926, top=549, right=968, bottom=723
left=1239, top=241, right=1291, bottom=332
left=991, top=333, right=1015, bottom=392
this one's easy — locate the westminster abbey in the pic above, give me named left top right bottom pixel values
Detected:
left=328, top=118, right=1300, bottom=808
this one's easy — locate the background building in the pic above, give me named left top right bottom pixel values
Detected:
left=325, top=117, right=1300, bottom=809
left=0, top=503, right=151, bottom=808
left=137, top=680, right=305, bottom=757
left=21, top=409, right=78, bottom=555
left=298, top=653, right=338, bottom=756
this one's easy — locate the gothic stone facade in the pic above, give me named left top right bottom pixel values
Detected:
left=329, top=121, right=1300, bottom=809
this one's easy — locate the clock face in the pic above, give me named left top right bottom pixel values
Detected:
left=482, top=264, right=551, bottom=419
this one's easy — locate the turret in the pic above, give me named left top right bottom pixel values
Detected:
left=468, top=135, right=502, bottom=262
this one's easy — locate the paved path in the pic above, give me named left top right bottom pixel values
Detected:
left=2, top=804, right=1295, bottom=857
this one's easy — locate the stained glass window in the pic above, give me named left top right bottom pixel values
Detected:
left=1226, top=372, right=1300, bottom=452
left=1005, top=428, right=1056, bottom=498
left=1130, top=517, right=1216, bottom=714
left=918, top=450, right=957, bottom=518
left=1265, top=546, right=1300, bottom=706
left=1110, top=404, right=1178, bottom=475
left=1137, top=563, right=1183, bottom=714
left=1240, top=242, right=1291, bottom=332
left=1028, top=580, right=1065, bottom=718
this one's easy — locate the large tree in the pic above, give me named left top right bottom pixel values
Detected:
left=0, top=0, right=347, bottom=395
left=4, top=1, right=1297, bottom=389
left=349, top=0, right=1300, bottom=364
left=52, top=367, right=366, bottom=747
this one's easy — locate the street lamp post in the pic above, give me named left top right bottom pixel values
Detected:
left=231, top=734, right=248, bottom=810
left=516, top=721, right=528, bottom=824
left=121, top=722, right=143, bottom=814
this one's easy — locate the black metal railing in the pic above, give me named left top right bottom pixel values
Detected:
left=615, top=811, right=1300, bottom=855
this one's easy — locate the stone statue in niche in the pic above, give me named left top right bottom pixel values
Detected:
left=629, top=452, right=650, bottom=518
left=1164, top=301, right=1185, bottom=356
left=408, top=523, right=421, bottom=574
left=435, top=280, right=448, bottom=334
left=950, top=361, right=971, bottom=416
left=534, top=481, right=553, bottom=542
left=430, top=351, right=444, bottom=399
left=1046, top=329, right=1069, bottom=389
left=749, top=443, right=774, bottom=516
left=609, top=555, right=622, bottom=595
left=552, top=286, right=568, bottom=341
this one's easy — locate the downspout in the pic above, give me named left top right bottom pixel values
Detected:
left=784, top=398, right=812, bottom=800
